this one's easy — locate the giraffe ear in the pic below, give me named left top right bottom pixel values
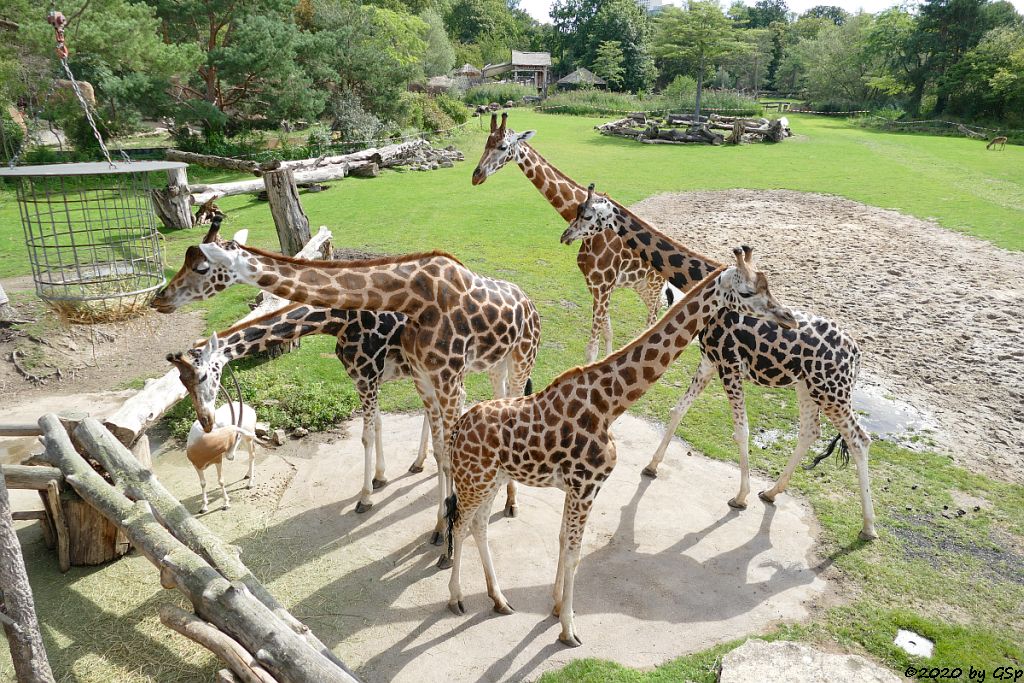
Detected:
left=231, top=229, right=249, bottom=246
left=198, top=241, right=231, bottom=265
left=198, top=332, right=220, bottom=364
left=516, top=130, right=535, bottom=142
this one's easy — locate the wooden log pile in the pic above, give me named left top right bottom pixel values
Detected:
left=36, top=414, right=361, bottom=683
left=596, top=113, right=792, bottom=145
left=172, top=139, right=464, bottom=208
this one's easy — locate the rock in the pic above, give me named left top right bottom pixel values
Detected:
left=719, top=640, right=901, bottom=683
left=505, top=100, right=514, bottom=108
left=272, top=429, right=286, bottom=446
left=255, top=422, right=270, bottom=439
left=292, top=427, right=309, bottom=438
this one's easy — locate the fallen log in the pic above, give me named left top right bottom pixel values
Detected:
left=190, top=164, right=374, bottom=205
left=102, top=369, right=187, bottom=447
left=0, top=467, right=56, bottom=683
left=160, top=605, right=277, bottom=683
left=166, top=150, right=260, bottom=174
left=38, top=414, right=360, bottom=683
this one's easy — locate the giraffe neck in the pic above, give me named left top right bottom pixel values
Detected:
left=515, top=144, right=587, bottom=222
left=605, top=207, right=722, bottom=291
left=205, top=303, right=351, bottom=360
left=568, top=267, right=727, bottom=421
left=240, top=248, right=453, bottom=316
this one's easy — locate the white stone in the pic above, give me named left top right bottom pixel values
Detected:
left=894, top=629, right=934, bottom=658
left=719, top=640, right=901, bottom=683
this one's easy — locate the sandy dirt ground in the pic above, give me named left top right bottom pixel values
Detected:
left=111, top=413, right=828, bottom=683
left=633, top=190, right=1024, bottom=484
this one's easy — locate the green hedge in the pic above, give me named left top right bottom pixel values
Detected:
left=463, top=83, right=536, bottom=105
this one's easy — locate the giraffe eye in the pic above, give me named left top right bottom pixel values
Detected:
left=194, top=263, right=210, bottom=274
left=198, top=373, right=208, bottom=383
left=738, top=290, right=754, bottom=299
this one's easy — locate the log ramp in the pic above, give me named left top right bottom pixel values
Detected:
left=29, top=413, right=360, bottom=683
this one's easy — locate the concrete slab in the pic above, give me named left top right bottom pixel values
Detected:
left=159, top=412, right=830, bottom=682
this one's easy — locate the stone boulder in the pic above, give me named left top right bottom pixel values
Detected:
left=718, top=640, right=900, bottom=683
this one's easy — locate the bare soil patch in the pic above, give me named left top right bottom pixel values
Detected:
left=633, top=190, right=1024, bottom=483
left=0, top=275, right=205, bottom=402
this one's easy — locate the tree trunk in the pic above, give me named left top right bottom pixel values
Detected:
left=152, top=167, right=194, bottom=230
left=37, top=414, right=360, bottom=683
left=695, top=55, right=704, bottom=123
left=166, top=150, right=259, bottom=174
left=0, top=467, right=56, bottom=683
left=263, top=169, right=312, bottom=257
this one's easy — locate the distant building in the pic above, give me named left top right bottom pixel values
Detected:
left=556, top=68, right=607, bottom=90
left=482, top=50, right=552, bottom=94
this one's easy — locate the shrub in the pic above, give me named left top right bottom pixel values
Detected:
left=306, top=123, right=333, bottom=156
left=463, top=83, right=535, bottom=105
left=664, top=89, right=762, bottom=117
left=539, top=89, right=649, bottom=116
left=661, top=75, right=696, bottom=105
left=0, top=110, right=25, bottom=164
left=402, top=91, right=455, bottom=133
left=435, top=92, right=469, bottom=125
left=327, top=90, right=384, bottom=145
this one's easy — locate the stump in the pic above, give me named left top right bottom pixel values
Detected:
left=264, top=169, right=312, bottom=256
left=153, top=166, right=194, bottom=230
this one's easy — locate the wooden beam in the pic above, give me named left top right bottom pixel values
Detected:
left=0, top=465, right=63, bottom=491
left=0, top=424, right=43, bottom=437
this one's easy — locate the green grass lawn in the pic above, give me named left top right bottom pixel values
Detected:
left=1, top=112, right=1022, bottom=680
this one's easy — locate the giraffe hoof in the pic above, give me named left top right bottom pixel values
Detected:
left=493, top=603, right=515, bottom=615
left=355, top=501, right=373, bottom=514
left=222, top=503, right=230, bottom=510
left=504, top=504, right=518, bottom=518
left=198, top=506, right=208, bottom=514
left=559, top=633, right=583, bottom=648
left=727, top=498, right=747, bottom=510
left=371, top=478, right=388, bottom=490
left=429, top=530, right=444, bottom=546
left=408, top=464, right=424, bottom=474
left=641, top=466, right=658, bottom=479
left=551, top=604, right=560, bottom=618
left=436, top=554, right=453, bottom=570
left=858, top=529, right=879, bottom=541
left=758, top=490, right=777, bottom=504
left=448, top=600, right=466, bottom=615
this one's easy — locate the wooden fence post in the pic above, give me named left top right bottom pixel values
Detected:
left=0, top=467, right=56, bottom=683
left=263, top=169, right=311, bottom=256
left=153, top=166, right=194, bottom=230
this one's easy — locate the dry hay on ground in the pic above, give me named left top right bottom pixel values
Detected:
left=633, top=190, right=1023, bottom=483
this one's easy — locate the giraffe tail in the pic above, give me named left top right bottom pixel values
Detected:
left=664, top=284, right=675, bottom=308
left=524, top=377, right=534, bottom=395
left=804, top=433, right=851, bottom=470
left=444, top=493, right=459, bottom=559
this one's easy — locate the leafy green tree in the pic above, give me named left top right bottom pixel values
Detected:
left=945, top=25, right=1024, bottom=120
left=585, top=0, right=655, bottom=91
left=801, top=5, right=848, bottom=25
left=421, top=9, right=455, bottom=76
left=445, top=0, right=515, bottom=43
left=655, top=3, right=743, bottom=119
left=788, top=13, right=878, bottom=107
left=748, top=0, right=790, bottom=28
left=592, top=40, right=625, bottom=89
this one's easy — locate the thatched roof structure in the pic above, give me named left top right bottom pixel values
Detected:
left=557, top=67, right=606, bottom=88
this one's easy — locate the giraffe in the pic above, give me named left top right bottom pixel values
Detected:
left=150, top=237, right=540, bottom=560
left=562, top=185, right=878, bottom=540
left=166, top=301, right=521, bottom=514
left=472, top=112, right=669, bottom=363
left=445, top=246, right=798, bottom=647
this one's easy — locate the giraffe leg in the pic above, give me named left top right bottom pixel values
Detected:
left=637, top=276, right=663, bottom=327
left=196, top=465, right=209, bottom=513
left=409, top=414, right=431, bottom=473
left=645, top=355, right=715, bottom=478
left=586, top=286, right=612, bottom=364
left=602, top=313, right=613, bottom=359
left=430, top=376, right=467, bottom=557
left=823, top=403, right=878, bottom=540
left=552, top=495, right=570, bottom=616
left=474, top=488, right=514, bottom=614
left=447, top=492, right=475, bottom=615
left=760, top=382, right=819, bottom=503
left=215, top=461, right=230, bottom=510
left=723, top=373, right=751, bottom=510
left=489, top=363, right=519, bottom=519
left=557, top=491, right=596, bottom=648
left=355, top=409, right=376, bottom=514
left=372, top=408, right=388, bottom=489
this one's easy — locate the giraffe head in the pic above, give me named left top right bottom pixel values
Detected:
left=561, top=183, right=615, bottom=244
left=150, top=215, right=251, bottom=313
left=471, top=112, right=535, bottom=185
left=719, top=246, right=799, bottom=328
left=166, top=333, right=227, bottom=432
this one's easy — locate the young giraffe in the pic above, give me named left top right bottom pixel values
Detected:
left=472, top=112, right=668, bottom=363
left=165, top=301, right=520, bottom=515
left=445, top=246, right=798, bottom=647
left=150, top=241, right=540, bottom=560
left=563, top=185, right=878, bottom=540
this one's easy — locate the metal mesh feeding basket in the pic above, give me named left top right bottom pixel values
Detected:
left=0, top=161, right=185, bottom=323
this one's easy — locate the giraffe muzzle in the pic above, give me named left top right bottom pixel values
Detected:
left=471, top=167, right=486, bottom=185
left=559, top=226, right=579, bottom=245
